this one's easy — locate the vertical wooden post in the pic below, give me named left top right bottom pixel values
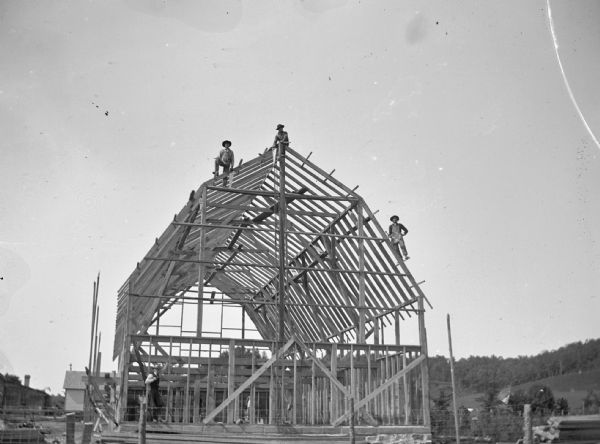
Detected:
left=166, top=381, right=173, bottom=423
left=366, top=346, right=372, bottom=415
left=403, top=347, right=409, bottom=425
left=523, top=404, right=532, bottom=444
left=293, top=348, right=297, bottom=425
left=138, top=398, right=147, bottom=444
left=227, top=339, right=236, bottom=423
left=269, top=364, right=276, bottom=424
left=250, top=346, right=256, bottom=424
left=350, top=345, right=355, bottom=404
left=357, top=203, right=366, bottom=343
left=117, top=272, right=137, bottom=422
left=349, top=397, right=356, bottom=444
left=65, top=413, right=75, bottom=444
left=330, top=343, right=338, bottom=422
left=277, top=142, right=288, bottom=343
left=184, top=338, right=192, bottom=423
left=81, top=422, right=93, bottom=444
left=206, top=347, right=215, bottom=416
left=447, top=314, right=460, bottom=444
left=310, top=359, right=316, bottom=425
left=418, top=295, right=431, bottom=426
left=197, top=186, right=207, bottom=337
left=193, top=379, right=201, bottom=423
left=241, top=307, right=246, bottom=339
left=395, top=309, right=400, bottom=346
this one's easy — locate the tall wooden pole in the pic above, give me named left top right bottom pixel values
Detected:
left=418, top=294, right=431, bottom=426
left=447, top=314, right=460, bottom=444
left=277, top=142, right=287, bottom=342
left=357, top=202, right=366, bottom=343
left=523, top=404, right=532, bottom=444
left=197, top=186, right=207, bottom=337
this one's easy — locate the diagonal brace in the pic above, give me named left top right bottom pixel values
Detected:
left=332, top=354, right=426, bottom=426
left=202, top=337, right=295, bottom=424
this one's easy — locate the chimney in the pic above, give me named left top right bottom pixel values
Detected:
left=24, top=375, right=30, bottom=387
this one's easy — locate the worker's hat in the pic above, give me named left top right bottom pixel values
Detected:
left=276, top=124, right=285, bottom=130
left=222, top=140, right=232, bottom=147
left=390, top=215, right=399, bottom=222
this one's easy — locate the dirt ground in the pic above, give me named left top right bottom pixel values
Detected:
left=3, top=417, right=91, bottom=444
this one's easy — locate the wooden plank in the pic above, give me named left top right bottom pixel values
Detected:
left=227, top=339, right=236, bottom=423
left=202, top=337, right=294, bottom=424
left=292, top=350, right=297, bottom=425
left=205, top=353, right=215, bottom=417
left=310, top=359, right=316, bottom=425
left=193, top=379, right=201, bottom=423
left=269, top=364, right=276, bottom=425
left=332, top=354, right=425, bottom=426
left=330, top=343, right=338, bottom=422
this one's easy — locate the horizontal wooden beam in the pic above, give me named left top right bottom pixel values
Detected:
left=129, top=334, right=421, bottom=353
left=144, top=256, right=406, bottom=277
left=172, top=221, right=391, bottom=242
left=129, top=292, right=422, bottom=313
left=207, top=185, right=358, bottom=202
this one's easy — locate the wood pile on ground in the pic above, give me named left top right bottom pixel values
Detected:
left=544, top=414, right=600, bottom=441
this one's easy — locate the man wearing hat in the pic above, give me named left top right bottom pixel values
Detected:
left=271, top=124, right=289, bottom=152
left=388, top=215, right=409, bottom=260
left=214, top=140, right=235, bottom=182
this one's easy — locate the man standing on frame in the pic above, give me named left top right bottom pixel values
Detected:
left=214, top=140, right=235, bottom=184
left=389, top=215, right=409, bottom=261
left=270, top=124, right=289, bottom=162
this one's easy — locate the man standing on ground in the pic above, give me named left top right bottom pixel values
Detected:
left=389, top=215, right=409, bottom=261
left=214, top=140, right=235, bottom=182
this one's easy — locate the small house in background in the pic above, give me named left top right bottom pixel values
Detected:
left=62, top=370, right=116, bottom=413
left=63, top=371, right=87, bottom=412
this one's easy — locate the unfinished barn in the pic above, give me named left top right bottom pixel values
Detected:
left=107, top=144, right=432, bottom=442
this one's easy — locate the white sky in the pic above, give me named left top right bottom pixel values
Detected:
left=1, top=0, right=599, bottom=393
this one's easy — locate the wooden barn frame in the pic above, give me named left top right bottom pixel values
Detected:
left=109, top=144, right=432, bottom=442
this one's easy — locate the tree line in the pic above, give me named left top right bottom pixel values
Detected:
left=428, top=338, right=600, bottom=393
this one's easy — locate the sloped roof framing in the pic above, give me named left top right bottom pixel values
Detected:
left=113, top=147, right=426, bottom=360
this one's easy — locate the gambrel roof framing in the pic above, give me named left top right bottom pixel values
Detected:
left=113, top=146, right=429, bottom=360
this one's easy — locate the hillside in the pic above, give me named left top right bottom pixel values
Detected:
left=429, top=338, right=600, bottom=411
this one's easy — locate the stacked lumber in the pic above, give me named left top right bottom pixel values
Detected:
left=547, top=415, right=600, bottom=441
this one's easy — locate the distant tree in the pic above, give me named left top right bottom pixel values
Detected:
left=507, top=388, right=530, bottom=414
left=527, top=384, right=555, bottom=414
left=3, top=374, right=21, bottom=385
left=458, top=405, right=472, bottom=435
left=583, top=390, right=600, bottom=414
left=477, top=385, right=501, bottom=412
left=554, top=397, right=569, bottom=415
left=431, top=389, right=452, bottom=436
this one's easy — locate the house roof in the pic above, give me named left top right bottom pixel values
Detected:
left=63, top=371, right=87, bottom=390
left=113, top=147, right=427, bottom=359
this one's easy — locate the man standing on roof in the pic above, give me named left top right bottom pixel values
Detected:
left=214, top=140, right=235, bottom=181
left=389, top=215, right=409, bottom=261
left=270, top=124, right=289, bottom=161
